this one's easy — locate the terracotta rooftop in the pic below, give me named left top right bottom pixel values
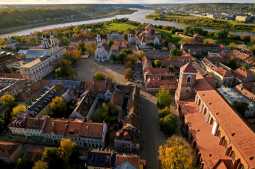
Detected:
left=11, top=117, right=105, bottom=139
left=180, top=101, right=229, bottom=168
left=195, top=74, right=255, bottom=168
left=145, top=79, right=177, bottom=90
left=143, top=67, right=169, bottom=75
left=180, top=62, right=197, bottom=73
left=215, top=67, right=232, bottom=78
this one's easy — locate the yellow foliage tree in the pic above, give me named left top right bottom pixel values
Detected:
left=32, top=160, right=48, bottom=169
left=59, top=138, right=76, bottom=160
left=11, top=104, right=27, bottom=118
left=159, top=136, right=195, bottom=169
left=0, top=94, right=15, bottom=106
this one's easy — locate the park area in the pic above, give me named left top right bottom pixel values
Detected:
left=105, top=22, right=138, bottom=33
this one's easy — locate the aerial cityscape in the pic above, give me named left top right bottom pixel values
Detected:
left=0, top=1, right=254, bottom=169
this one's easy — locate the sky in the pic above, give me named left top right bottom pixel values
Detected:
left=0, top=0, right=254, bottom=4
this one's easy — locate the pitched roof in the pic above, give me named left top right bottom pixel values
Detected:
left=180, top=62, right=197, bottom=73
left=115, top=154, right=145, bottom=169
left=180, top=101, right=230, bottom=168
left=195, top=74, right=255, bottom=168
left=143, top=67, right=168, bottom=74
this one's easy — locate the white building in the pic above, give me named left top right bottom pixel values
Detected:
left=19, top=35, right=65, bottom=81
left=94, top=34, right=109, bottom=62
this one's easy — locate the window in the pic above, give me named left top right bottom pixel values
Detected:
left=187, top=76, right=191, bottom=84
left=210, top=118, right=214, bottom=125
left=203, top=108, right=207, bottom=115
left=198, top=99, right=201, bottom=106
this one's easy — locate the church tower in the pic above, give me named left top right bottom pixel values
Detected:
left=175, top=62, right=197, bottom=102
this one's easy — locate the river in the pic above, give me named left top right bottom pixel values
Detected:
left=0, top=8, right=254, bottom=38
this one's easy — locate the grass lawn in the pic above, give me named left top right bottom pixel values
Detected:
left=105, top=22, right=138, bottom=33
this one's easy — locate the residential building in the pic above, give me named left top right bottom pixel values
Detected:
left=234, top=67, right=255, bottom=83
left=0, top=141, right=22, bottom=162
left=86, top=150, right=116, bottom=169
left=9, top=117, right=108, bottom=148
left=181, top=44, right=222, bottom=57
left=235, top=15, right=248, bottom=22
left=235, top=83, right=255, bottom=102
left=175, top=63, right=255, bottom=169
left=115, top=154, right=146, bottom=169
left=202, top=57, right=234, bottom=86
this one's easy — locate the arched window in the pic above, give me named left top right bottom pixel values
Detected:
left=203, top=108, right=207, bottom=115
left=187, top=76, right=191, bottom=84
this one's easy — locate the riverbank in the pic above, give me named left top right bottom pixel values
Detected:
left=0, top=6, right=135, bottom=35
left=1, top=8, right=254, bottom=38
left=147, top=12, right=255, bottom=32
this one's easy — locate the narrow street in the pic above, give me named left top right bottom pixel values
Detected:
left=140, top=91, right=166, bottom=169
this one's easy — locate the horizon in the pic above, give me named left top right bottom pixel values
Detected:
left=0, top=0, right=254, bottom=5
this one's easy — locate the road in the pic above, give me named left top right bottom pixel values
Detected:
left=140, top=90, right=166, bottom=169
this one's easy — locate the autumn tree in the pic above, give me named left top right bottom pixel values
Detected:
left=11, top=104, right=27, bottom=119
left=48, top=96, right=67, bottom=118
left=0, top=94, right=15, bottom=106
left=159, top=136, right=195, bottom=169
left=64, top=49, right=81, bottom=64
left=58, top=138, right=76, bottom=160
left=32, top=160, right=48, bottom=169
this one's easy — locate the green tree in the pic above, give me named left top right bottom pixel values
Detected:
left=12, top=104, right=27, bottom=119
left=32, top=160, right=48, bottom=169
left=94, top=72, right=105, bottom=80
left=48, top=96, right=67, bottom=118
left=159, top=136, right=195, bottom=169
left=160, top=113, right=177, bottom=136
left=153, top=60, right=161, bottom=67
left=170, top=48, right=182, bottom=57
left=216, top=29, right=229, bottom=40
left=157, top=88, right=171, bottom=109
left=0, top=94, right=15, bottom=106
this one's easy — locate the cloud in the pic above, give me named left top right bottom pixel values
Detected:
left=0, top=0, right=254, bottom=4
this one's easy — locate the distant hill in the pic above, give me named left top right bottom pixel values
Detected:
left=0, top=4, right=140, bottom=34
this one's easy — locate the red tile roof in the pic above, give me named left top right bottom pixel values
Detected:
left=144, top=67, right=168, bottom=74
left=180, top=63, right=197, bottom=73
left=180, top=101, right=230, bottom=168
left=195, top=74, right=255, bottom=168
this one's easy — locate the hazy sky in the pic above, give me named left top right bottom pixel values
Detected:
left=0, top=0, right=254, bottom=4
